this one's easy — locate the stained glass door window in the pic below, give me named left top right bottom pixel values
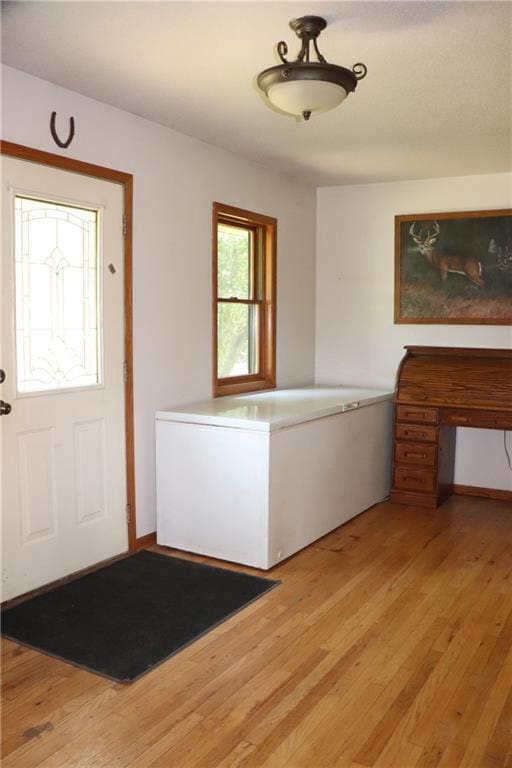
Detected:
left=14, top=196, right=101, bottom=393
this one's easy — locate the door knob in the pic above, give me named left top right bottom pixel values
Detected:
left=0, top=400, right=12, bottom=416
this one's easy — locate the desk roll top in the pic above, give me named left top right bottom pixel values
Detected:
left=391, top=346, right=512, bottom=508
left=396, top=346, right=512, bottom=411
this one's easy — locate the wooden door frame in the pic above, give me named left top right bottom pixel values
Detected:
left=0, top=140, right=138, bottom=551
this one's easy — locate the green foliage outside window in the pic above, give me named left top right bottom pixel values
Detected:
left=217, top=226, right=256, bottom=378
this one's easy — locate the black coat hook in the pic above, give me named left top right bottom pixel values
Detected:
left=50, top=111, right=75, bottom=148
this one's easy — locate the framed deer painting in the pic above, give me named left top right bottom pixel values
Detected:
left=395, top=209, right=512, bottom=325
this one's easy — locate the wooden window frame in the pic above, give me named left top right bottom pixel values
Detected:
left=212, top=202, right=276, bottom=398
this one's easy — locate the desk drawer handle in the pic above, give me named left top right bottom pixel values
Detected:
left=405, top=451, right=426, bottom=459
left=403, top=475, right=424, bottom=484
left=454, top=416, right=470, bottom=423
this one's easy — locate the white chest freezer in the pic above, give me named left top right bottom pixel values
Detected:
left=156, top=385, right=393, bottom=569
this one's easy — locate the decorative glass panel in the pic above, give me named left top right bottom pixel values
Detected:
left=217, top=303, right=259, bottom=378
left=217, top=224, right=251, bottom=299
left=14, top=196, right=101, bottom=394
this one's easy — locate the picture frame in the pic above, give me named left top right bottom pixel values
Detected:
left=394, top=209, right=512, bottom=325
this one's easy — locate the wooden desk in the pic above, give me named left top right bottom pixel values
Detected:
left=390, top=346, right=512, bottom=508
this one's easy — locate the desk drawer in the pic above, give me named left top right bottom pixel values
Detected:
left=395, top=442, right=437, bottom=467
left=395, top=424, right=437, bottom=442
left=393, top=467, right=436, bottom=493
left=441, top=409, right=512, bottom=430
left=396, top=405, right=438, bottom=424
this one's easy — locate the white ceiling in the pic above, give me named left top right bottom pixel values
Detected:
left=2, top=1, right=511, bottom=187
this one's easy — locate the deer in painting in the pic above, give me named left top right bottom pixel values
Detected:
left=408, top=221, right=485, bottom=288
left=488, top=238, right=512, bottom=272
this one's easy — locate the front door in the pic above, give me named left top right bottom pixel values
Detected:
left=1, top=156, right=128, bottom=600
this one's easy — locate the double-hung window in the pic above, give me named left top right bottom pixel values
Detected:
left=212, top=202, right=276, bottom=397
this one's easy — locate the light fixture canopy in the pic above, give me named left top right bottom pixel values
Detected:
left=257, top=16, right=367, bottom=121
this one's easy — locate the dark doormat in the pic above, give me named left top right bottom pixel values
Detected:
left=1, top=550, right=278, bottom=682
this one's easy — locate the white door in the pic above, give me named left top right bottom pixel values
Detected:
left=1, top=156, right=128, bottom=601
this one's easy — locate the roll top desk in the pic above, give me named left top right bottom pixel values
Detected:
left=390, top=346, right=512, bottom=508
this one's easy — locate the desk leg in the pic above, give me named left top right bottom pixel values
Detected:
left=437, top=425, right=456, bottom=505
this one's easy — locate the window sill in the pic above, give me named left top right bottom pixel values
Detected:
left=214, top=375, right=276, bottom=398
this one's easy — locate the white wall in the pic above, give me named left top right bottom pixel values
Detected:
left=2, top=65, right=317, bottom=536
left=316, top=173, right=512, bottom=491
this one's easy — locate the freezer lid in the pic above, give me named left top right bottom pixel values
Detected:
left=155, top=385, right=393, bottom=432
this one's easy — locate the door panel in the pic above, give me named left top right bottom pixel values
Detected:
left=18, top=427, right=57, bottom=542
left=1, top=157, right=128, bottom=600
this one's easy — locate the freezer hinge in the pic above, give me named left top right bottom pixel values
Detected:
left=122, top=215, right=127, bottom=236
left=123, top=360, right=128, bottom=384
left=126, top=504, right=131, bottom=524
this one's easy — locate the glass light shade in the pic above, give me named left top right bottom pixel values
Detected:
left=267, top=79, right=348, bottom=117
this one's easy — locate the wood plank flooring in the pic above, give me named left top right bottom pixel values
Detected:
left=1, top=496, right=512, bottom=767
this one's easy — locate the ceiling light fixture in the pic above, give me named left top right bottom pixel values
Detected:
left=257, top=16, right=367, bottom=122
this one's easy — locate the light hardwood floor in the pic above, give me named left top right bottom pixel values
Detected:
left=2, top=496, right=512, bottom=767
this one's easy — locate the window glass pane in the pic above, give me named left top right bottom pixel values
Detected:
left=217, top=303, right=259, bottom=378
left=217, top=224, right=251, bottom=299
left=14, top=196, right=101, bottom=394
